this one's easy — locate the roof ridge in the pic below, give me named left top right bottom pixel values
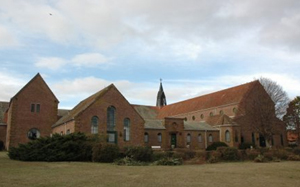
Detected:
left=167, top=80, right=258, bottom=107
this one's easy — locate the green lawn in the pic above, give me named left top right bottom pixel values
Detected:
left=0, top=151, right=300, bottom=187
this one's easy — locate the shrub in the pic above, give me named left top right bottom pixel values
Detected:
left=195, top=150, right=208, bottom=160
left=114, top=157, right=147, bottom=166
left=292, top=148, right=300, bottom=156
left=263, top=151, right=274, bottom=161
left=206, top=142, right=228, bottom=151
left=245, top=149, right=260, bottom=160
left=123, top=146, right=153, bottom=162
left=239, top=142, right=255, bottom=150
left=182, top=150, right=196, bottom=160
left=287, top=155, right=300, bottom=161
left=8, top=132, right=93, bottom=161
left=273, top=149, right=291, bottom=160
left=152, top=151, right=169, bottom=161
left=92, top=143, right=120, bottom=163
left=207, top=151, right=221, bottom=163
left=254, top=154, right=268, bottom=163
left=154, top=157, right=183, bottom=166
left=0, top=141, right=4, bottom=151
left=218, top=147, right=240, bottom=161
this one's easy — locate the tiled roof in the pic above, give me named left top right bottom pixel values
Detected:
left=206, top=114, right=238, bottom=126
left=144, top=119, right=165, bottom=129
left=157, top=81, right=259, bottom=118
left=133, top=105, right=160, bottom=120
left=57, top=109, right=71, bottom=118
left=184, top=121, right=218, bottom=131
left=0, top=101, right=9, bottom=125
left=53, top=84, right=114, bottom=127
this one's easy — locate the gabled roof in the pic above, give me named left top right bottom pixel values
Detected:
left=10, top=73, right=59, bottom=105
left=157, top=81, right=259, bottom=118
left=0, top=101, right=9, bottom=125
left=53, top=84, right=115, bottom=127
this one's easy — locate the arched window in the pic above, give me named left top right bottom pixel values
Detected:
left=210, top=112, right=214, bottom=117
left=107, top=106, right=116, bottom=131
left=124, top=118, right=130, bottom=141
left=225, top=130, right=230, bottom=142
left=28, top=128, right=40, bottom=140
left=144, top=132, right=149, bottom=143
left=198, top=134, right=202, bottom=143
left=91, top=116, right=99, bottom=134
left=208, top=134, right=213, bottom=143
left=219, top=110, right=224, bottom=115
left=157, top=133, right=162, bottom=143
left=187, top=133, right=191, bottom=143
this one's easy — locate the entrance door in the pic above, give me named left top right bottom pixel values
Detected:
left=259, top=135, right=266, bottom=147
left=171, top=133, right=177, bottom=148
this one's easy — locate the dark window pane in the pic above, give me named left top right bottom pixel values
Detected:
left=31, top=104, right=35, bottom=112
left=36, top=104, right=40, bottom=113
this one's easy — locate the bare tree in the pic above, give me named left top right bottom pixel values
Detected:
left=259, top=77, right=290, bottom=119
left=283, top=96, right=300, bottom=145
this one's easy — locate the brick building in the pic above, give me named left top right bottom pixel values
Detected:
left=2, top=74, right=58, bottom=149
left=0, top=73, right=287, bottom=150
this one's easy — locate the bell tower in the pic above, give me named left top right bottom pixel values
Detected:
left=156, top=79, right=167, bottom=108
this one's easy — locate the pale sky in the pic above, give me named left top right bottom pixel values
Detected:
left=1, top=0, right=300, bottom=109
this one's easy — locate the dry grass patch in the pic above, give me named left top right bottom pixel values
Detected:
left=1, top=152, right=300, bottom=187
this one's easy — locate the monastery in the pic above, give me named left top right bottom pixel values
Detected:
left=0, top=73, right=287, bottom=150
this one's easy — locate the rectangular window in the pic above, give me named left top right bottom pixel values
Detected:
left=107, top=131, right=117, bottom=143
left=31, top=104, right=35, bottom=112
left=36, top=104, right=40, bottom=113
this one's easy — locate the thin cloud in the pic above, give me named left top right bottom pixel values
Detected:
left=35, top=53, right=111, bottom=70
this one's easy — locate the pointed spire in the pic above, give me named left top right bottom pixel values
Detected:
left=156, top=79, right=167, bottom=108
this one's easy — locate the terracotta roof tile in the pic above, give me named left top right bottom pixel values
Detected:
left=157, top=81, right=259, bottom=118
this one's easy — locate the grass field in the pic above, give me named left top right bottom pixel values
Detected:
left=0, top=151, right=300, bottom=187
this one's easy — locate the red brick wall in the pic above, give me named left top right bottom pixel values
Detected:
left=172, top=104, right=239, bottom=122
left=73, top=86, right=145, bottom=148
left=52, top=120, right=75, bottom=135
left=6, top=75, right=58, bottom=148
left=0, top=125, right=7, bottom=148
left=144, top=118, right=220, bottom=150
left=235, top=82, right=287, bottom=147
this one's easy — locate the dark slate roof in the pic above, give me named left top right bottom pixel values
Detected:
left=157, top=81, right=259, bottom=118
left=0, top=101, right=9, bottom=125
left=184, top=121, right=218, bottom=131
left=53, top=84, right=114, bottom=127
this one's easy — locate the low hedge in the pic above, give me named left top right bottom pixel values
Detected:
left=9, top=132, right=93, bottom=161
left=206, top=142, right=228, bottom=151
